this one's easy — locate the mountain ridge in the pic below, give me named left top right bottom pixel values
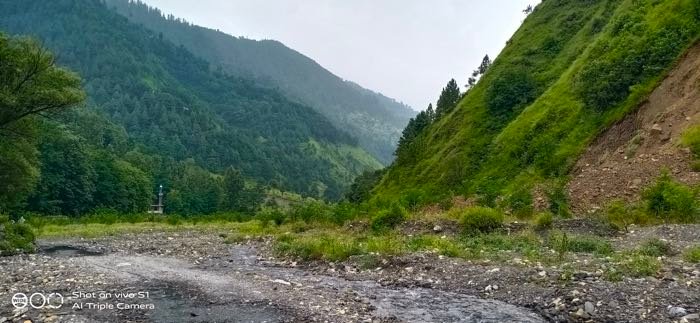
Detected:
left=104, top=0, right=415, bottom=164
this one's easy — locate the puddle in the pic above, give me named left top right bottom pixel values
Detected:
left=39, top=245, right=104, bottom=257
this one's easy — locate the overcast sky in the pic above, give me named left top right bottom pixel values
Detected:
left=142, top=0, right=536, bottom=111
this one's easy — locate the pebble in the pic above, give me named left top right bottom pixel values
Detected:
left=0, top=317, right=6, bottom=323
left=669, top=306, right=688, bottom=318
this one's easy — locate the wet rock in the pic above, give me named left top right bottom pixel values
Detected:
left=584, top=301, right=595, bottom=315
left=669, top=306, right=688, bottom=318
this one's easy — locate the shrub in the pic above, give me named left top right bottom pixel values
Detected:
left=639, top=239, right=673, bottom=257
left=399, top=189, right=424, bottom=212
left=642, top=172, right=698, bottom=223
left=685, top=245, right=700, bottom=263
left=459, top=207, right=504, bottom=235
left=605, top=199, right=651, bottom=231
left=534, top=212, right=553, bottom=231
left=370, top=204, right=407, bottom=231
left=257, top=208, right=287, bottom=226
left=289, top=201, right=332, bottom=223
left=0, top=216, right=36, bottom=255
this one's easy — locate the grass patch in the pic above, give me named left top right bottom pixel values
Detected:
left=550, top=232, right=613, bottom=257
left=620, top=254, right=661, bottom=278
left=684, top=245, right=700, bottom=263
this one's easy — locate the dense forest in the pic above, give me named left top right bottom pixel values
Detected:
left=369, top=0, right=700, bottom=212
left=0, top=0, right=387, bottom=217
left=103, top=0, right=415, bottom=164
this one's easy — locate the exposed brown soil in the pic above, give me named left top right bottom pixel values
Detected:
left=568, top=43, right=700, bottom=214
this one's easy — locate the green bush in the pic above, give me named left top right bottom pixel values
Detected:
left=642, top=172, right=698, bottom=223
left=684, top=245, right=700, bottom=263
left=370, top=204, right=407, bottom=231
left=459, top=207, right=504, bottom=235
left=0, top=216, right=36, bottom=255
left=534, top=212, right=553, bottom=231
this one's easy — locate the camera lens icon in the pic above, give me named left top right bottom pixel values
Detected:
left=11, top=292, right=63, bottom=309
left=12, top=293, right=28, bottom=309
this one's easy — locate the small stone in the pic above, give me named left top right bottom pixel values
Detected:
left=432, top=225, right=443, bottom=233
left=608, top=300, right=619, bottom=308
left=669, top=306, right=688, bottom=318
left=538, top=271, right=547, bottom=278
left=0, top=317, right=7, bottom=323
left=682, top=314, right=700, bottom=321
left=271, top=279, right=292, bottom=286
left=573, top=308, right=589, bottom=318
left=487, top=268, right=500, bottom=274
left=584, top=301, right=595, bottom=315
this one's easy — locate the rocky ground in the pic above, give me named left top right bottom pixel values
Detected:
left=0, top=225, right=698, bottom=323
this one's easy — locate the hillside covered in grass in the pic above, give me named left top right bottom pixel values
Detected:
left=373, top=0, right=700, bottom=214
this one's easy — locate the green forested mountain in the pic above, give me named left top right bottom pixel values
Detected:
left=103, top=0, right=415, bottom=164
left=371, top=0, right=700, bottom=211
left=0, top=0, right=382, bottom=204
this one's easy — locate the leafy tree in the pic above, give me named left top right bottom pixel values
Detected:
left=166, top=161, right=223, bottom=215
left=435, top=79, right=461, bottom=117
left=345, top=169, right=386, bottom=203
left=222, top=167, right=245, bottom=211
left=0, top=33, right=84, bottom=129
left=0, top=121, right=39, bottom=212
left=27, top=125, right=96, bottom=216
left=92, top=154, right=152, bottom=214
left=221, top=166, right=263, bottom=213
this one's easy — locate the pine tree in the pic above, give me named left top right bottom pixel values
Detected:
left=435, top=79, right=461, bottom=117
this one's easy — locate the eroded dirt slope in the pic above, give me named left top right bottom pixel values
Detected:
left=568, top=43, right=700, bottom=214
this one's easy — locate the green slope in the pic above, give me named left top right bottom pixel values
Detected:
left=374, top=0, right=700, bottom=210
left=0, top=0, right=381, bottom=200
left=103, top=0, right=415, bottom=164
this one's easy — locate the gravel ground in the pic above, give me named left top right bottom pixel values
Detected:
left=1, top=231, right=543, bottom=323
